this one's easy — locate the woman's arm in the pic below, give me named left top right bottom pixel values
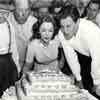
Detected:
left=17, top=41, right=35, bottom=96
left=22, top=41, right=35, bottom=74
left=21, top=41, right=35, bottom=85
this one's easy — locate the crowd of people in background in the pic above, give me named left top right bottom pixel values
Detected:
left=0, top=0, right=100, bottom=100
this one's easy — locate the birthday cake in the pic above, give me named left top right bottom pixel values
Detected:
left=18, top=72, right=88, bottom=100
left=2, top=72, right=89, bottom=100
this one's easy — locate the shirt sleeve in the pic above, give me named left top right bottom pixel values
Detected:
left=87, top=25, right=100, bottom=85
left=9, top=21, right=21, bottom=73
left=58, top=31, right=81, bottom=81
left=63, top=44, right=81, bottom=81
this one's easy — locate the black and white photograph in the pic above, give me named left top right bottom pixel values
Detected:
left=0, top=0, right=100, bottom=100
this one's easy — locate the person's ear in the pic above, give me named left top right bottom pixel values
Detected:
left=74, top=19, right=80, bottom=36
left=76, top=19, right=80, bottom=25
left=75, top=19, right=80, bottom=29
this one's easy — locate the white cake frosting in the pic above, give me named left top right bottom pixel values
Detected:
left=2, top=72, right=89, bottom=100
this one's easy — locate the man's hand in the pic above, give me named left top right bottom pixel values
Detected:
left=96, top=86, right=100, bottom=96
left=75, top=80, right=84, bottom=89
left=92, top=85, right=100, bottom=96
left=89, top=85, right=100, bottom=99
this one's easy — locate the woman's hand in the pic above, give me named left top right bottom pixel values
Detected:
left=15, top=72, right=32, bottom=96
left=24, top=72, right=32, bottom=85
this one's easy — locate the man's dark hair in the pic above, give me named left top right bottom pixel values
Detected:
left=59, top=4, right=80, bottom=23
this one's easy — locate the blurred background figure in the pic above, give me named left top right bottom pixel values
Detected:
left=78, top=0, right=91, bottom=17
left=87, top=0, right=100, bottom=26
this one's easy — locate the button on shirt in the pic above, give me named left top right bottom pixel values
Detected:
left=58, top=18, right=100, bottom=85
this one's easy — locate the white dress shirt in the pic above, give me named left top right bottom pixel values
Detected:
left=59, top=18, right=100, bottom=85
left=0, top=20, right=20, bottom=72
left=0, top=22, right=10, bottom=54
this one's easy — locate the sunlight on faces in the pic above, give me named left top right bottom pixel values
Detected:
left=87, top=3, right=99, bottom=20
left=60, top=16, right=79, bottom=40
left=39, top=22, right=54, bottom=44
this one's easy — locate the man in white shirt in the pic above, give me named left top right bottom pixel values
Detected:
left=8, top=0, right=37, bottom=69
left=58, top=5, right=100, bottom=99
left=0, top=8, right=19, bottom=97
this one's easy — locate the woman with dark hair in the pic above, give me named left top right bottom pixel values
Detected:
left=23, top=15, right=63, bottom=74
left=31, top=15, right=58, bottom=40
